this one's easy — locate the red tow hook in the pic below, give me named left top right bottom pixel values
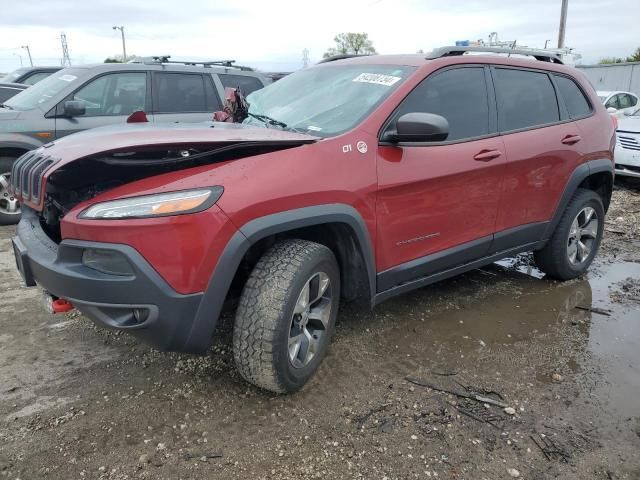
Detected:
left=52, top=298, right=74, bottom=314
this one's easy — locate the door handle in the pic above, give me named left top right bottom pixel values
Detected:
left=473, top=149, right=502, bottom=161
left=561, top=134, right=582, bottom=145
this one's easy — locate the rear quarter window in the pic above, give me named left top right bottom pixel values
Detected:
left=554, top=75, right=592, bottom=119
left=219, top=74, right=264, bottom=95
left=494, top=68, right=559, bottom=132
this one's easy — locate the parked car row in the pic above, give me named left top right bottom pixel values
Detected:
left=0, top=59, right=270, bottom=224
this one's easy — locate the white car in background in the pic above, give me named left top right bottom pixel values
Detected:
left=598, top=90, right=639, bottom=116
left=615, top=107, right=640, bottom=178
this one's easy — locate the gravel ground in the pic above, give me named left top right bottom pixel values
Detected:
left=1, top=184, right=639, bottom=480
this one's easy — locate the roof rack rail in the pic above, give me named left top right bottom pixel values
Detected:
left=317, top=54, right=372, bottom=64
left=142, top=56, right=250, bottom=69
left=426, top=46, right=564, bottom=64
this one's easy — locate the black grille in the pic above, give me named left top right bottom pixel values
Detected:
left=9, top=151, right=55, bottom=202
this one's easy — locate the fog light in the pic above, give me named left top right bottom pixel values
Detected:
left=82, top=248, right=133, bottom=276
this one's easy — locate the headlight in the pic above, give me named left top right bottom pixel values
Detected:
left=79, top=187, right=223, bottom=219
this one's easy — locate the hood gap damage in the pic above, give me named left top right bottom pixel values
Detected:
left=39, top=140, right=311, bottom=242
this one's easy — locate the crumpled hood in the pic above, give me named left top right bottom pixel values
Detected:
left=41, top=121, right=320, bottom=166
left=617, top=116, right=640, bottom=134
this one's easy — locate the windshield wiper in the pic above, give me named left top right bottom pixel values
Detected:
left=247, top=112, right=288, bottom=129
left=0, top=104, right=14, bottom=110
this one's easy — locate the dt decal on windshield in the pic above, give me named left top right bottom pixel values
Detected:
left=352, top=73, right=401, bottom=86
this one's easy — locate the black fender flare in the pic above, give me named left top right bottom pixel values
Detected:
left=543, top=158, right=614, bottom=240
left=183, top=204, right=376, bottom=353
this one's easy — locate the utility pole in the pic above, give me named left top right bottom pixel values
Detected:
left=112, top=26, right=127, bottom=62
left=21, top=45, right=33, bottom=66
left=13, top=53, right=23, bottom=67
left=558, top=0, right=568, bottom=48
left=60, top=33, right=72, bottom=66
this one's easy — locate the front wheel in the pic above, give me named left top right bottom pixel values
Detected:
left=0, top=171, right=21, bottom=226
left=233, top=239, right=340, bottom=393
left=534, top=188, right=604, bottom=280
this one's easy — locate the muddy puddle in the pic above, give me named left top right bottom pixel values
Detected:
left=314, top=256, right=640, bottom=420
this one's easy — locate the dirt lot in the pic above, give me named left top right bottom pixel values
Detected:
left=1, top=182, right=640, bottom=480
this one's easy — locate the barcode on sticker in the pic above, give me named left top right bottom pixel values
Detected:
left=352, top=73, right=401, bottom=86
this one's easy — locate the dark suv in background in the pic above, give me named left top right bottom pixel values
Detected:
left=0, top=59, right=269, bottom=223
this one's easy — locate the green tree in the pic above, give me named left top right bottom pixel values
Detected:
left=598, top=57, right=624, bottom=64
left=598, top=47, right=640, bottom=64
left=104, top=57, right=121, bottom=63
left=323, top=33, right=377, bottom=58
left=626, top=47, right=640, bottom=62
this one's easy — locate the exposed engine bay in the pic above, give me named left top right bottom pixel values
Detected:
left=39, top=140, right=310, bottom=242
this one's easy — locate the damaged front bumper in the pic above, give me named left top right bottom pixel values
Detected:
left=13, top=207, right=206, bottom=353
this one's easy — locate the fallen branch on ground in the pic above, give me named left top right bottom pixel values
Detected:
left=575, top=305, right=611, bottom=316
left=405, top=377, right=509, bottom=408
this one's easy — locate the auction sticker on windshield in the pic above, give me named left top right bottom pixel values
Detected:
left=352, top=73, right=401, bottom=86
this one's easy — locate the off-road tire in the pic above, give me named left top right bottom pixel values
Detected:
left=534, top=188, right=604, bottom=280
left=233, top=239, right=340, bottom=393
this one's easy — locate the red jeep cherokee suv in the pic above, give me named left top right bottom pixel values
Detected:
left=11, top=47, right=615, bottom=393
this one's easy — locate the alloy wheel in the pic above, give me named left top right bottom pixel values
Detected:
left=567, top=206, right=598, bottom=265
left=0, top=173, right=20, bottom=216
left=288, top=272, right=332, bottom=368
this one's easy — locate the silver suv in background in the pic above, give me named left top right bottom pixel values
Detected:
left=0, top=66, right=62, bottom=86
left=0, top=60, right=270, bottom=224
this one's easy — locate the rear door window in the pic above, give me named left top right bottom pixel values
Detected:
left=554, top=75, right=592, bottom=119
left=494, top=68, right=559, bottom=131
left=391, top=66, right=490, bottom=141
left=219, top=74, right=264, bottom=95
left=153, top=73, right=214, bottom=113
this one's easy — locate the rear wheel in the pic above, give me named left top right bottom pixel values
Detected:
left=0, top=156, right=20, bottom=225
left=534, top=189, right=604, bottom=280
left=233, top=239, right=340, bottom=393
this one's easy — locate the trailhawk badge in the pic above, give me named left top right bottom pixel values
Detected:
left=356, top=141, right=368, bottom=154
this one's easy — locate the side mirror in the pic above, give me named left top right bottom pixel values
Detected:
left=63, top=100, right=85, bottom=117
left=606, top=107, right=617, bottom=114
left=383, top=112, right=449, bottom=143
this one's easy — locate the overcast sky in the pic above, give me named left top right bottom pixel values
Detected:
left=1, top=0, right=638, bottom=73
